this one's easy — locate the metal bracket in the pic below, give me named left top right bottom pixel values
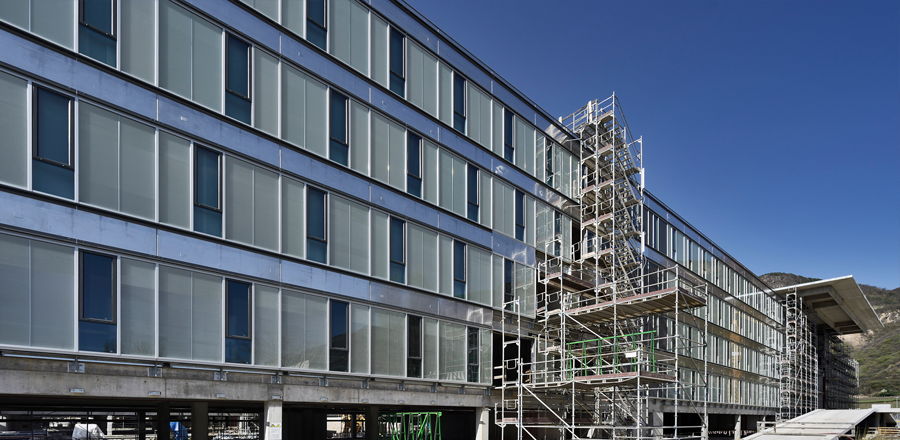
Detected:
left=68, top=361, right=85, bottom=374
left=148, top=366, right=162, bottom=378
left=213, top=370, right=227, bottom=381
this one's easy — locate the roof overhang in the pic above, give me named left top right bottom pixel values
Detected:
left=772, top=276, right=883, bottom=334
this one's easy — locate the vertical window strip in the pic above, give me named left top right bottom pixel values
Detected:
left=514, top=190, right=525, bottom=241
left=390, top=217, right=406, bottom=283
left=306, top=187, right=328, bottom=263
left=503, top=109, right=514, bottom=162
left=466, top=166, right=479, bottom=222
left=329, top=90, right=349, bottom=165
left=78, top=0, right=117, bottom=66
left=193, top=146, right=223, bottom=236
left=79, top=250, right=117, bottom=353
left=453, top=240, right=466, bottom=298
left=389, top=28, right=405, bottom=97
left=406, top=132, right=422, bottom=197
left=307, top=0, right=327, bottom=50
left=225, top=279, right=252, bottom=364
left=225, top=34, right=251, bottom=124
left=453, top=73, right=466, bottom=133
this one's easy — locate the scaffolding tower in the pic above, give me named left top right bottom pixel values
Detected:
left=497, top=95, right=710, bottom=440
left=778, top=289, right=819, bottom=421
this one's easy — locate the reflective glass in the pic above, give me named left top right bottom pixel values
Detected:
left=36, top=88, right=70, bottom=165
left=79, top=320, right=116, bottom=353
left=389, top=218, right=405, bottom=283
left=226, top=35, right=249, bottom=97
left=226, top=280, right=250, bottom=338
left=79, top=26, right=116, bottom=66
left=330, top=300, right=348, bottom=371
left=194, top=205, right=222, bottom=236
left=194, top=147, right=220, bottom=209
left=467, top=166, right=478, bottom=221
left=81, top=252, right=115, bottom=322
left=453, top=241, right=466, bottom=298
left=226, top=338, right=251, bottom=364
left=32, top=160, right=74, bottom=199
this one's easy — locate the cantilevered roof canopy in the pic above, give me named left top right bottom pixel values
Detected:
left=772, top=276, right=883, bottom=334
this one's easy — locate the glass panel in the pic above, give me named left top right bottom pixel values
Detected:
left=192, top=14, right=223, bottom=111
left=159, top=0, right=192, bottom=98
left=195, top=147, right=220, bottom=209
left=0, top=71, right=27, bottom=187
left=306, top=0, right=326, bottom=50
left=438, top=235, right=452, bottom=296
left=350, top=304, right=369, bottom=373
left=121, top=258, right=155, bottom=356
left=307, top=188, right=327, bottom=263
left=389, top=28, right=404, bottom=97
left=370, top=211, right=388, bottom=279
left=467, top=247, right=491, bottom=306
left=282, top=290, right=327, bottom=370
left=479, top=172, right=492, bottom=228
left=254, top=167, right=279, bottom=251
left=423, top=318, right=438, bottom=379
left=31, top=241, right=74, bottom=350
left=466, top=166, right=478, bottom=221
left=254, top=285, right=279, bottom=366
left=159, top=266, right=192, bottom=359
left=121, top=0, right=156, bottom=82
left=370, top=113, right=389, bottom=183
left=158, top=133, right=191, bottom=228
left=407, top=41, right=437, bottom=115
left=438, top=63, right=452, bottom=126
left=389, top=218, right=405, bottom=283
left=406, top=132, right=421, bottom=197
left=388, top=121, right=405, bottom=189
left=329, top=196, right=350, bottom=269
left=0, top=234, right=30, bottom=346
left=0, top=1, right=29, bottom=29
left=348, top=201, right=369, bottom=273
left=439, top=321, right=465, bottom=381
left=225, top=338, right=251, bottom=364
left=453, top=74, right=466, bottom=133
left=282, top=0, right=304, bottom=36
left=407, top=224, right=437, bottom=292
left=225, top=157, right=254, bottom=245
left=79, top=25, right=116, bottom=67
left=453, top=241, right=466, bottom=299
left=329, top=90, right=348, bottom=165
left=191, top=273, right=223, bottom=362
left=281, top=177, right=305, bottom=258
left=370, top=15, right=388, bottom=87
left=467, top=327, right=478, bottom=382
left=194, top=205, right=222, bottom=236
left=32, top=0, right=74, bottom=48
left=119, top=119, right=156, bottom=219
left=79, top=321, right=116, bottom=353
left=371, top=308, right=405, bottom=376
left=78, top=102, right=118, bottom=210
left=422, top=141, right=438, bottom=204
left=329, top=0, right=368, bottom=74
left=82, top=0, right=112, bottom=34
left=349, top=101, right=369, bottom=174
left=226, top=35, right=250, bottom=98
left=36, top=88, right=70, bottom=166
left=32, top=152, right=74, bottom=197
left=407, top=316, right=421, bottom=378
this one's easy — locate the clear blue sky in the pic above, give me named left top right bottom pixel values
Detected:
left=408, top=0, right=900, bottom=289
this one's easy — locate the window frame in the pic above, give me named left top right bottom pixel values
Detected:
left=514, top=190, right=525, bottom=241
left=225, top=33, right=252, bottom=123
left=193, top=145, right=223, bottom=212
left=466, top=165, right=479, bottom=222
left=79, top=0, right=117, bottom=38
left=389, top=27, right=406, bottom=97
left=306, top=0, right=328, bottom=50
left=329, top=299, right=350, bottom=371
left=389, top=217, right=406, bottom=283
left=78, top=250, right=118, bottom=325
left=544, top=141, right=553, bottom=186
left=32, top=86, right=75, bottom=170
left=503, top=258, right=514, bottom=309
left=329, top=90, right=349, bottom=165
left=406, top=131, right=422, bottom=197
left=306, top=186, right=328, bottom=262
left=407, top=315, right=422, bottom=378
left=466, top=326, right=479, bottom=383
left=225, top=279, right=252, bottom=341
left=453, top=240, right=466, bottom=298
left=503, top=108, right=514, bottom=163
left=452, top=72, right=466, bottom=133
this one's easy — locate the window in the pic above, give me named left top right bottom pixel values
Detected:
left=389, top=28, right=405, bottom=97
left=544, top=142, right=554, bottom=186
left=330, top=300, right=349, bottom=371
left=307, top=187, right=327, bottom=263
left=503, top=259, right=514, bottom=309
left=515, top=190, right=525, bottom=241
left=407, top=315, right=422, bottom=378
left=466, top=166, right=479, bottom=222
left=307, top=0, right=327, bottom=50
left=390, top=218, right=406, bottom=283
left=453, top=73, right=466, bottom=133
left=79, top=251, right=116, bottom=353
left=467, top=327, right=479, bottom=383
left=33, top=87, right=74, bottom=199
left=503, top=109, right=514, bottom=162
left=79, top=0, right=116, bottom=66
left=225, top=34, right=251, bottom=124
left=406, top=132, right=422, bottom=197
left=194, top=146, right=222, bottom=236
left=453, top=240, right=466, bottom=299
left=329, top=90, right=349, bottom=165
left=226, top=280, right=252, bottom=364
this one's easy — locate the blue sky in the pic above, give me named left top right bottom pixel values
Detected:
left=408, top=0, right=900, bottom=288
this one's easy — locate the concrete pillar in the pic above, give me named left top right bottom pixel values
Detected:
left=702, top=414, right=709, bottom=440
left=651, top=411, right=664, bottom=439
left=734, top=414, right=742, bottom=440
left=475, top=407, right=490, bottom=440
left=137, top=411, right=146, bottom=440
left=191, top=402, right=208, bottom=440
left=263, top=400, right=283, bottom=440
left=156, top=403, right=170, bottom=440
left=366, top=406, right=380, bottom=440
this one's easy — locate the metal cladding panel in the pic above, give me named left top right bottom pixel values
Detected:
left=369, top=185, right=440, bottom=227
left=185, top=0, right=281, bottom=51
left=368, top=0, right=439, bottom=53
left=436, top=212, right=491, bottom=246
left=281, top=147, right=371, bottom=201
left=276, top=33, right=372, bottom=103
left=492, top=231, right=534, bottom=266
left=436, top=297, right=488, bottom=326
left=435, top=125, right=492, bottom=169
left=157, top=97, right=281, bottom=167
left=0, top=30, right=157, bottom=121
left=369, top=282, right=439, bottom=316
left=157, top=230, right=280, bottom=280
left=368, top=85, right=437, bottom=138
left=0, top=191, right=75, bottom=238
left=72, top=213, right=159, bottom=257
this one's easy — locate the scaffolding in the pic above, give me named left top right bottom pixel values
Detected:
left=496, top=95, right=710, bottom=440
left=778, top=289, right=819, bottom=420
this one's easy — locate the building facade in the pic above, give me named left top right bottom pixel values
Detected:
left=0, top=1, right=879, bottom=440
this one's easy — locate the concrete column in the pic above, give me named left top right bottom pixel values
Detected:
left=156, top=403, right=170, bottom=440
left=475, top=407, right=490, bottom=440
left=365, top=406, right=380, bottom=440
left=734, top=414, right=742, bottom=440
left=191, top=402, right=208, bottom=440
left=137, top=411, right=146, bottom=440
left=263, top=400, right=283, bottom=440
left=702, top=414, right=709, bottom=440
left=650, top=411, right=664, bottom=439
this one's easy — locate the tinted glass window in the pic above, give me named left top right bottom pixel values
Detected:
left=225, top=35, right=251, bottom=124
left=36, top=88, right=71, bottom=166
left=307, top=0, right=326, bottom=50
left=504, top=259, right=514, bottom=307
left=467, top=327, right=479, bottom=382
left=330, top=300, right=349, bottom=371
left=466, top=166, right=478, bottom=222
left=307, top=188, right=327, bottom=263
left=389, top=28, right=405, bottom=97
left=82, top=0, right=113, bottom=34
left=406, top=132, right=421, bottom=197
left=329, top=91, right=348, bottom=165
left=515, top=190, right=525, bottom=241
left=195, top=147, right=220, bottom=209
left=453, top=74, right=466, bottom=132
left=390, top=218, right=405, bottom=283
left=226, top=280, right=250, bottom=338
left=407, top=316, right=422, bottom=378
left=79, top=251, right=116, bottom=354
left=504, top=109, right=514, bottom=162
left=453, top=241, right=466, bottom=298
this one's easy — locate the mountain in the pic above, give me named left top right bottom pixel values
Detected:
left=759, top=272, right=900, bottom=396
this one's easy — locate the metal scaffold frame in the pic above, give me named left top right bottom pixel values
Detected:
left=778, top=289, right=819, bottom=421
left=496, top=95, right=710, bottom=440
